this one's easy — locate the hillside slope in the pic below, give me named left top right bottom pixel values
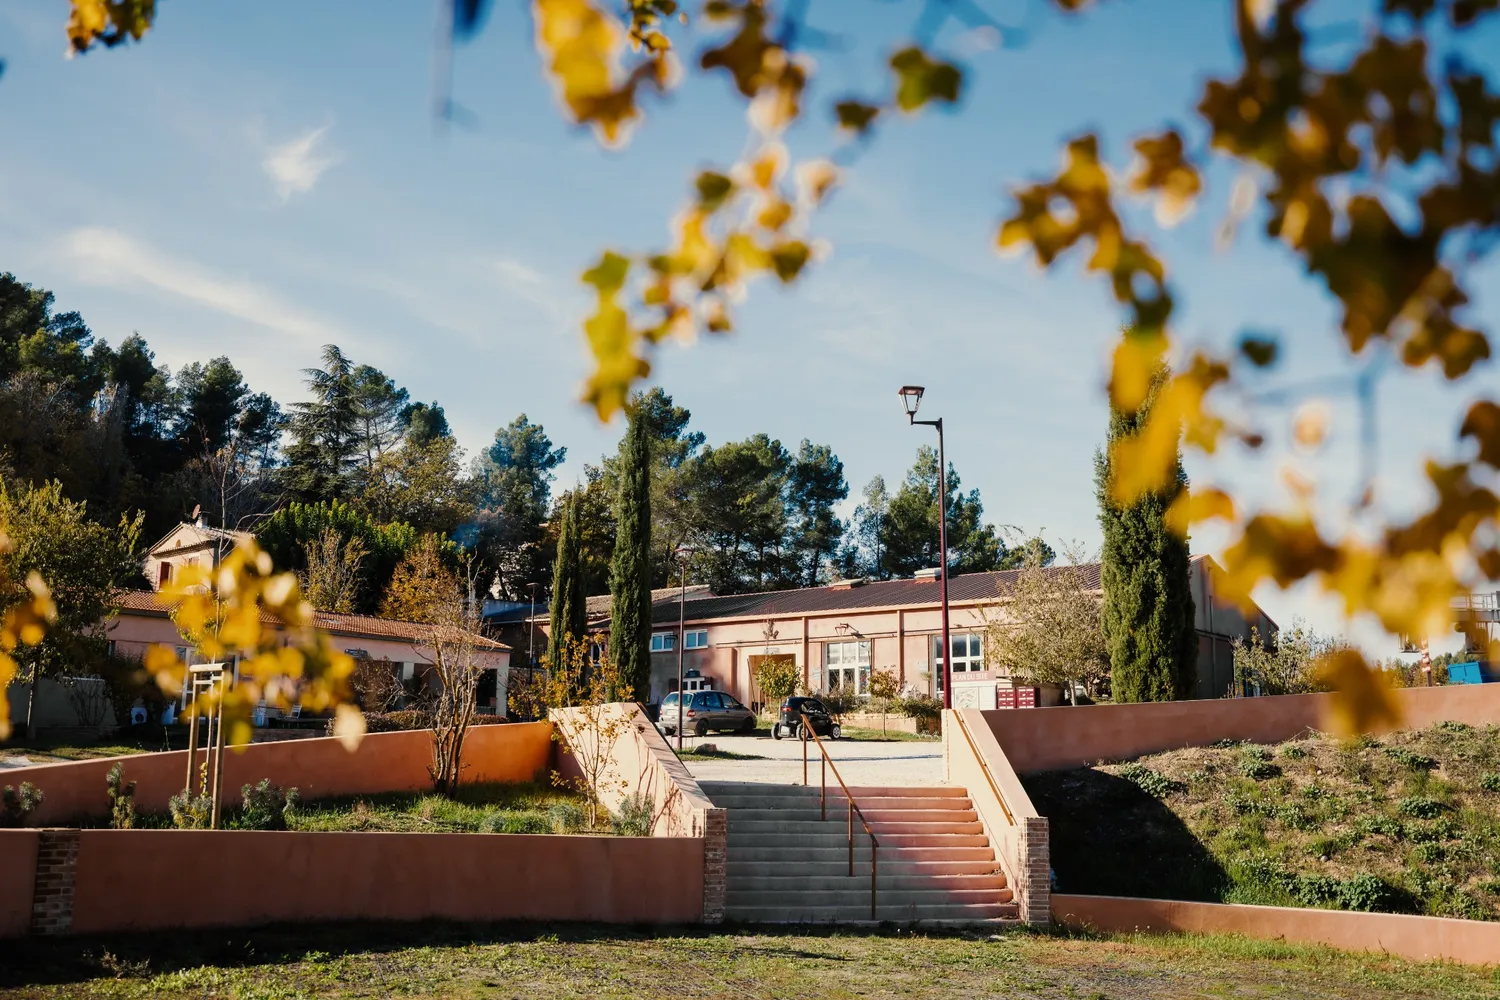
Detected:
left=1021, top=721, right=1500, bottom=919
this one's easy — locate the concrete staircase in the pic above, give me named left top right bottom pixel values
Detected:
left=701, top=781, right=1020, bottom=925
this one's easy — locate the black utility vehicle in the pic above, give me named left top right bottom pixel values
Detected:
left=771, top=696, right=840, bottom=741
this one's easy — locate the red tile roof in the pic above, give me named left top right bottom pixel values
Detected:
left=644, top=564, right=1105, bottom=626
left=116, top=590, right=509, bottom=650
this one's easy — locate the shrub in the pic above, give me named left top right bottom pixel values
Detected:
left=106, top=763, right=136, bottom=830
left=1339, top=874, right=1402, bottom=912
left=1117, top=764, right=1184, bottom=798
left=1384, top=747, right=1437, bottom=771
left=1242, top=746, right=1273, bottom=763
left=1398, top=796, right=1446, bottom=819
left=1273, top=803, right=1316, bottom=830
left=611, top=791, right=654, bottom=836
left=0, top=782, right=43, bottom=828
left=1479, top=772, right=1500, bottom=793
left=168, top=790, right=212, bottom=829
left=893, top=695, right=942, bottom=722
left=548, top=802, right=585, bottom=833
left=1280, top=744, right=1308, bottom=760
left=1413, top=843, right=1445, bottom=863
left=1239, top=758, right=1282, bottom=781
left=481, top=812, right=550, bottom=834
left=1210, top=738, right=1245, bottom=749
left=754, top=657, right=801, bottom=705
left=325, top=709, right=430, bottom=735
left=1300, top=784, right=1325, bottom=800
left=1434, top=720, right=1473, bottom=735
left=239, top=779, right=299, bottom=831
left=1356, top=815, right=1404, bottom=839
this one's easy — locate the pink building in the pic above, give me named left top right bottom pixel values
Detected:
left=541, top=555, right=1274, bottom=711
left=111, top=519, right=512, bottom=719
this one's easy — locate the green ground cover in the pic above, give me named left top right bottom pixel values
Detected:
left=1023, top=721, right=1500, bottom=920
left=0, top=922, right=1492, bottom=999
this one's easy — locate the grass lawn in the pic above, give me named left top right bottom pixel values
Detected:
left=0, top=728, right=192, bottom=764
left=838, top=725, right=941, bottom=743
left=674, top=744, right=769, bottom=761
left=1024, top=721, right=1500, bottom=920
left=0, top=921, right=1494, bottom=999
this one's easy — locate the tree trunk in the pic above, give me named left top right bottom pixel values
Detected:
left=25, top=671, right=39, bottom=742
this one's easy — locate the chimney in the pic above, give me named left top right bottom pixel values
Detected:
left=828, top=577, right=866, bottom=590
left=914, top=567, right=943, bottom=581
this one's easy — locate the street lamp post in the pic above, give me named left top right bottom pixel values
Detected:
left=675, top=544, right=694, bottom=751
left=899, top=385, right=953, bottom=711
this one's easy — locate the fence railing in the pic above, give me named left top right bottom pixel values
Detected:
left=799, top=711, right=879, bottom=919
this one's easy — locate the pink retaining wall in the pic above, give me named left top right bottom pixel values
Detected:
left=67, top=829, right=701, bottom=933
left=0, top=830, right=39, bottom=937
left=10, top=722, right=554, bottom=825
left=1054, top=894, right=1500, bottom=966
left=984, top=684, right=1500, bottom=773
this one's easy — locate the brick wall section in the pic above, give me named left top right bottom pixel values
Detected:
left=30, top=830, right=80, bottom=936
left=1018, top=817, right=1051, bottom=926
left=702, top=807, right=727, bottom=924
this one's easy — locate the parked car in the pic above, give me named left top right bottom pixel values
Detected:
left=659, top=690, right=758, bottom=737
left=772, top=696, right=840, bottom=741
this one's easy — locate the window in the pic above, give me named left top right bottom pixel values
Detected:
left=825, top=640, right=871, bottom=695
left=651, top=632, right=676, bottom=652
left=692, top=692, right=721, bottom=710
left=684, top=629, right=709, bottom=650
left=935, top=633, right=984, bottom=674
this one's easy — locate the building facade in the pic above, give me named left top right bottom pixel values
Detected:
left=534, top=555, right=1274, bottom=713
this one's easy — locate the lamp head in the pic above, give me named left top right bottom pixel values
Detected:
left=674, top=544, right=695, bottom=563
left=898, top=385, right=925, bottom=418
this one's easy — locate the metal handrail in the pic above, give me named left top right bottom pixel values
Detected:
left=799, top=711, right=879, bottom=919
left=954, top=710, right=1015, bottom=826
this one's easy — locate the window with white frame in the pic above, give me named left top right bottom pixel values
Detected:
left=651, top=632, right=676, bottom=652
left=825, top=640, right=871, bottom=695
left=684, top=629, right=708, bottom=650
left=934, top=633, right=984, bottom=676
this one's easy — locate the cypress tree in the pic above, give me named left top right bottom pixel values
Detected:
left=1095, top=366, right=1198, bottom=702
left=609, top=410, right=653, bottom=703
left=547, top=492, right=587, bottom=672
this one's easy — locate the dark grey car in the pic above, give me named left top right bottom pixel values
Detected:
left=659, top=691, right=757, bottom=737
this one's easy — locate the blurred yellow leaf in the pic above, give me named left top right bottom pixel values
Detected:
left=67, top=0, right=154, bottom=54
left=1292, top=400, right=1330, bottom=449
left=889, top=47, right=963, bottom=112
left=1316, top=649, right=1402, bottom=738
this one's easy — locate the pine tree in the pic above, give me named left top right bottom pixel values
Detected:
left=1095, top=366, right=1198, bottom=702
left=609, top=411, right=653, bottom=702
left=547, top=492, right=587, bottom=672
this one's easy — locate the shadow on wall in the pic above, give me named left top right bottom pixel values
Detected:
left=1022, top=769, right=1227, bottom=902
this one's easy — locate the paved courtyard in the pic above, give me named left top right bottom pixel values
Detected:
left=675, top=730, right=945, bottom=787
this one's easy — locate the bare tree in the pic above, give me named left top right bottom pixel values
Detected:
left=350, top=656, right=405, bottom=712
left=543, top=637, right=632, bottom=828
left=386, top=536, right=489, bottom=795
left=985, top=543, right=1108, bottom=705
left=300, top=528, right=367, bottom=613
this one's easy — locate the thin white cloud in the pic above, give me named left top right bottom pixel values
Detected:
left=491, top=256, right=572, bottom=325
left=62, top=226, right=348, bottom=343
left=263, top=126, right=337, bottom=201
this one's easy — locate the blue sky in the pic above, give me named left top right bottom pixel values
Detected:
left=1, top=1, right=1495, bottom=655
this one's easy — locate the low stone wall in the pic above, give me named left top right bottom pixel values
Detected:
left=837, top=712, right=938, bottom=735
left=943, top=709, right=1048, bottom=925
left=4, top=829, right=700, bottom=937
left=1054, top=894, right=1500, bottom=967
left=983, top=683, right=1500, bottom=774
left=551, top=702, right=727, bottom=922
left=6, top=722, right=555, bottom=826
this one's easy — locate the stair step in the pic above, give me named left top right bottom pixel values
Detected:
left=726, top=818, right=985, bottom=836
left=728, top=833, right=991, bottom=850
left=727, top=887, right=1012, bottom=907
left=728, top=860, right=1006, bottom=878
left=726, top=902, right=1021, bottom=923
left=729, top=873, right=1008, bottom=891
left=725, top=846, right=994, bottom=863
left=702, top=783, right=968, bottom=801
